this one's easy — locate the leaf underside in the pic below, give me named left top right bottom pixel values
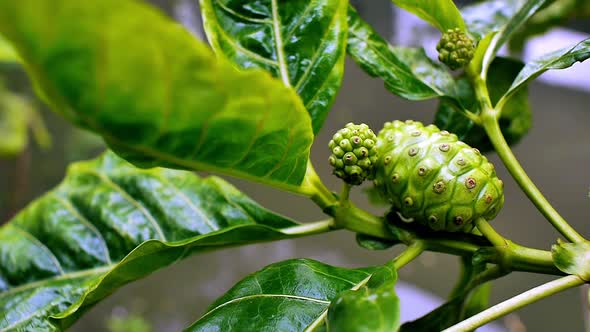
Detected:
left=0, top=152, right=303, bottom=331
left=0, top=0, right=314, bottom=191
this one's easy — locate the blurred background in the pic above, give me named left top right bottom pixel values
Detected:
left=1, top=0, right=589, bottom=331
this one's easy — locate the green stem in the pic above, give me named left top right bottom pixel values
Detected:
left=475, top=217, right=506, bottom=248
left=333, top=203, right=396, bottom=240
left=339, top=183, right=352, bottom=204
left=335, top=204, right=561, bottom=275
left=394, top=241, right=426, bottom=270
left=509, top=242, right=560, bottom=275
left=481, top=113, right=585, bottom=243
left=443, top=275, right=585, bottom=332
left=281, top=219, right=335, bottom=236
left=464, top=266, right=507, bottom=293
left=304, top=161, right=337, bottom=210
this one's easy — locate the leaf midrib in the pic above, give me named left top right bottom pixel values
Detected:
left=0, top=265, right=112, bottom=302
left=270, top=0, right=291, bottom=87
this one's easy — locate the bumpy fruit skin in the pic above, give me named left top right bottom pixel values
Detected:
left=329, top=123, right=378, bottom=185
left=436, top=28, right=475, bottom=70
left=373, top=120, right=504, bottom=232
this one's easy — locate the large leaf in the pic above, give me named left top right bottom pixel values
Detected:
left=187, top=259, right=393, bottom=331
left=390, top=0, right=466, bottom=32
left=0, top=0, right=314, bottom=192
left=200, top=0, right=348, bottom=134
left=0, top=151, right=312, bottom=330
left=502, top=38, right=590, bottom=104
left=347, top=7, right=458, bottom=101
left=478, top=0, right=548, bottom=75
left=327, top=261, right=400, bottom=332
left=461, top=0, right=525, bottom=40
left=435, top=57, right=531, bottom=152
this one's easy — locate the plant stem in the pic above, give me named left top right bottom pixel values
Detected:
left=334, top=204, right=562, bottom=275
left=304, top=161, right=337, bottom=210
left=481, top=113, right=585, bottom=243
left=509, top=242, right=559, bottom=275
left=339, top=183, right=352, bottom=204
left=281, top=219, right=335, bottom=236
left=475, top=217, right=506, bottom=247
left=394, top=241, right=426, bottom=270
left=333, top=203, right=396, bottom=239
left=443, top=275, right=585, bottom=332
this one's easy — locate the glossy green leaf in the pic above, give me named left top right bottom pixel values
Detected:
left=390, top=0, right=466, bottom=32
left=0, top=90, right=30, bottom=157
left=327, top=261, right=400, bottom=332
left=0, top=34, right=19, bottom=63
left=461, top=0, right=525, bottom=40
left=187, top=258, right=389, bottom=331
left=480, top=0, right=548, bottom=75
left=503, top=38, right=590, bottom=104
left=552, top=240, right=590, bottom=281
left=347, top=7, right=457, bottom=101
left=435, top=57, right=531, bottom=152
left=0, top=0, right=314, bottom=192
left=0, top=151, right=312, bottom=330
left=200, top=0, right=348, bottom=134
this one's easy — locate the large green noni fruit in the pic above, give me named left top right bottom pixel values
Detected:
left=373, top=120, right=504, bottom=232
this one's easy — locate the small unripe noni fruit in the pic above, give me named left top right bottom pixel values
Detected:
left=329, top=123, right=378, bottom=185
left=436, top=28, right=475, bottom=70
left=374, top=120, right=504, bottom=232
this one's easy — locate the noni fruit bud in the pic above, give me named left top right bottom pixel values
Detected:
left=329, top=123, right=378, bottom=185
left=373, top=120, right=504, bottom=232
left=436, top=28, right=475, bottom=70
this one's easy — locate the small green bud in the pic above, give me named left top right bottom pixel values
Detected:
left=436, top=28, right=475, bottom=70
left=329, top=123, right=378, bottom=185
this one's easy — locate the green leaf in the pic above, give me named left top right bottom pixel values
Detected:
left=390, top=0, right=466, bottom=32
left=327, top=261, right=400, bottom=332
left=0, top=34, right=19, bottom=63
left=0, top=151, right=312, bottom=330
left=435, top=57, right=531, bottom=152
left=0, top=90, right=30, bottom=157
left=462, top=0, right=525, bottom=40
left=200, top=0, right=348, bottom=134
left=480, top=0, right=548, bottom=75
left=0, top=0, right=314, bottom=192
left=187, top=258, right=390, bottom=331
left=503, top=38, right=590, bottom=104
left=347, top=7, right=457, bottom=101
left=552, top=240, right=590, bottom=281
